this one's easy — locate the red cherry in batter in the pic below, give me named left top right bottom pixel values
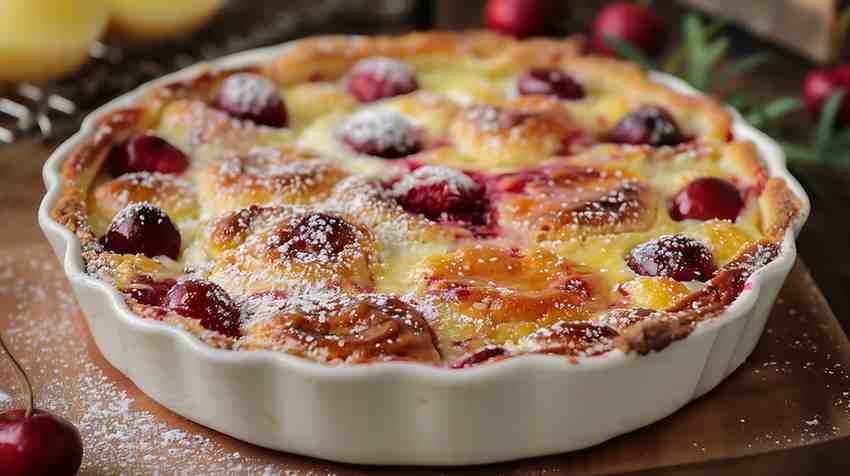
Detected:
left=347, top=57, right=418, bottom=103
left=627, top=234, right=716, bottom=282
left=392, top=165, right=488, bottom=224
left=517, top=68, right=585, bottom=100
left=340, top=110, right=421, bottom=158
left=669, top=177, right=743, bottom=222
left=591, top=2, right=668, bottom=58
left=165, top=279, right=241, bottom=337
left=123, top=134, right=189, bottom=175
left=101, top=203, right=181, bottom=260
left=484, top=0, right=555, bottom=38
left=608, top=105, right=684, bottom=146
left=214, top=73, right=288, bottom=127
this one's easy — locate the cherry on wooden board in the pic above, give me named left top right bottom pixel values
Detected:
left=0, top=333, right=83, bottom=476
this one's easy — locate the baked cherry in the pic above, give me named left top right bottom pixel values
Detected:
left=517, top=68, right=585, bottom=100
left=122, top=134, right=189, bottom=175
left=391, top=166, right=488, bottom=224
left=451, top=346, right=507, bottom=369
left=608, top=106, right=684, bottom=146
left=340, top=110, right=421, bottom=158
left=164, top=279, right=241, bottom=337
left=0, top=334, right=83, bottom=476
left=591, top=2, right=668, bottom=58
left=105, top=144, right=130, bottom=177
left=124, top=276, right=176, bottom=306
left=484, top=0, right=555, bottom=38
left=670, top=177, right=743, bottom=222
left=279, top=213, right=358, bottom=258
left=101, top=203, right=181, bottom=259
left=803, top=65, right=850, bottom=124
left=213, top=73, right=288, bottom=127
left=347, top=57, right=418, bottom=103
left=627, top=234, right=716, bottom=282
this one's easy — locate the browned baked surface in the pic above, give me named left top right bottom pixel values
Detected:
left=50, top=31, right=802, bottom=367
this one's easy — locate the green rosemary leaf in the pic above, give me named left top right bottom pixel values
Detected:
left=815, top=90, right=845, bottom=151
left=702, top=17, right=730, bottom=40
left=603, top=36, right=657, bottom=70
left=779, top=142, right=819, bottom=163
left=713, top=54, right=772, bottom=86
left=695, top=38, right=729, bottom=88
left=760, top=97, right=804, bottom=120
left=726, top=93, right=758, bottom=111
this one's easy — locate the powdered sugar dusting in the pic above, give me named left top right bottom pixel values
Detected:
left=218, top=74, right=281, bottom=117
left=338, top=109, right=419, bottom=154
left=349, top=57, right=415, bottom=86
left=0, top=248, right=321, bottom=475
left=391, top=165, right=479, bottom=197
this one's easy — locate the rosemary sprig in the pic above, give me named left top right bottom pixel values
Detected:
left=780, top=91, right=850, bottom=170
left=726, top=94, right=804, bottom=135
left=604, top=13, right=772, bottom=94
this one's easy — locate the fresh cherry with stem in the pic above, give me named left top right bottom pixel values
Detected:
left=0, top=332, right=83, bottom=476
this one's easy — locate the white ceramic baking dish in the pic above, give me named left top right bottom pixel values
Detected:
left=38, top=39, right=810, bottom=466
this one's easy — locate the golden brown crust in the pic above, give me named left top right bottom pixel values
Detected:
left=615, top=240, right=782, bottom=354
left=263, top=31, right=585, bottom=85
left=760, top=177, right=803, bottom=241
left=49, top=31, right=804, bottom=365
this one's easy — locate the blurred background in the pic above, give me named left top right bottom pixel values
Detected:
left=0, top=0, right=848, bottom=327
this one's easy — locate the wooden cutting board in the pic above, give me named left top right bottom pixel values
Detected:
left=1, top=243, right=849, bottom=475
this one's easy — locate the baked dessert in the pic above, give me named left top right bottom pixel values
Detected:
left=52, top=32, right=801, bottom=368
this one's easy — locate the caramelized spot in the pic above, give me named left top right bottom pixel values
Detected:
left=206, top=149, right=346, bottom=208
left=496, top=165, right=657, bottom=239
left=422, top=245, right=603, bottom=323
left=243, top=295, right=440, bottom=364
left=523, top=321, right=618, bottom=356
left=271, top=213, right=359, bottom=261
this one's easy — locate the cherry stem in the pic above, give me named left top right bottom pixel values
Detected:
left=0, top=331, right=34, bottom=418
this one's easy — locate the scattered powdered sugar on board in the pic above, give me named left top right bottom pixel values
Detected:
left=0, top=249, right=335, bottom=475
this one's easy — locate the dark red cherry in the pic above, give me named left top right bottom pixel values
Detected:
left=124, top=276, right=177, bottom=306
left=0, top=409, right=83, bottom=476
left=280, top=213, right=358, bottom=258
left=484, top=0, right=555, bottom=38
left=102, top=203, right=181, bottom=259
left=213, top=73, right=288, bottom=127
left=803, top=66, right=850, bottom=124
left=164, top=279, right=241, bottom=337
left=517, top=68, right=585, bottom=100
left=340, top=110, right=421, bottom=158
left=627, top=234, right=716, bottom=282
left=670, top=177, right=743, bottom=222
left=123, top=134, right=189, bottom=175
left=451, top=346, right=507, bottom=369
left=608, top=106, right=684, bottom=146
left=105, top=144, right=130, bottom=177
left=591, top=2, right=668, bottom=58
left=392, top=166, right=488, bottom=224
left=347, top=57, right=418, bottom=103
